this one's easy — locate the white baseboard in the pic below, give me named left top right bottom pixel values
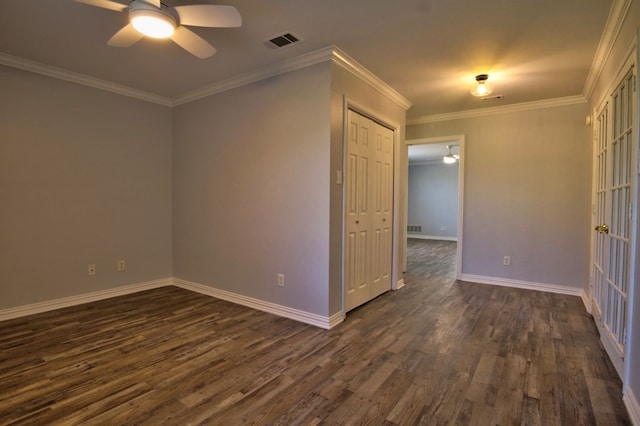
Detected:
left=407, top=234, right=458, bottom=241
left=581, top=289, right=592, bottom=314
left=173, top=278, right=343, bottom=330
left=395, top=278, right=405, bottom=290
left=624, top=385, right=640, bottom=426
left=458, top=274, right=582, bottom=297
left=0, top=278, right=172, bottom=322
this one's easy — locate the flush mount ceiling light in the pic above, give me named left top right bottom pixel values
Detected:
left=130, top=6, right=176, bottom=39
left=470, top=74, right=493, bottom=97
left=443, top=145, right=460, bottom=164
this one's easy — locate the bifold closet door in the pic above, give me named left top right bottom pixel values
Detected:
left=345, top=109, right=394, bottom=312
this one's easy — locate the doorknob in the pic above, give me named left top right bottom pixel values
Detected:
left=595, top=224, right=609, bottom=234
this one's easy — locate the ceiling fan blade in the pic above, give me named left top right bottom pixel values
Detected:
left=171, top=26, right=217, bottom=58
left=74, top=0, right=128, bottom=12
left=140, top=0, right=161, bottom=7
left=108, top=24, right=144, bottom=47
left=173, top=5, right=242, bottom=27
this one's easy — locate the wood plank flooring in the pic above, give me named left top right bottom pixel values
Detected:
left=0, top=238, right=631, bottom=425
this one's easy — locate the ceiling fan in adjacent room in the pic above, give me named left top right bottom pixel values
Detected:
left=443, top=145, right=460, bottom=164
left=74, top=0, right=242, bottom=58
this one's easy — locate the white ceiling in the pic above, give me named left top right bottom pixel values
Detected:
left=0, top=0, right=613, bottom=119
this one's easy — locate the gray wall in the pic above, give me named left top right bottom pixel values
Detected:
left=329, top=62, right=408, bottom=315
left=0, top=65, right=173, bottom=309
left=407, top=102, right=591, bottom=288
left=408, top=162, right=458, bottom=239
left=172, top=58, right=408, bottom=319
left=1, top=53, right=408, bottom=321
left=172, top=63, right=333, bottom=316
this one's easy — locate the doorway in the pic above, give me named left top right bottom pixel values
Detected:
left=405, top=136, right=464, bottom=279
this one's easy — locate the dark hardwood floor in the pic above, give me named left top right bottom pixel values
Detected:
left=0, top=238, right=631, bottom=425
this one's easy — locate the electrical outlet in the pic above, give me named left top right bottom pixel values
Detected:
left=440, top=225, right=448, bottom=231
left=277, top=273, right=285, bottom=287
left=117, top=259, right=126, bottom=271
left=88, top=264, right=96, bottom=276
left=503, top=256, right=511, bottom=266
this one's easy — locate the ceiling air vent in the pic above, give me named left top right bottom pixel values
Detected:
left=265, top=33, right=301, bottom=49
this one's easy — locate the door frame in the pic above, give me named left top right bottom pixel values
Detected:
left=404, top=135, right=465, bottom=279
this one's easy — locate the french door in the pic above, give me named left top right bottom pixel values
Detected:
left=592, top=65, right=636, bottom=377
left=344, top=109, right=394, bottom=312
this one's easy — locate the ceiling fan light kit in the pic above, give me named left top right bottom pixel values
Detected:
left=443, top=145, right=460, bottom=164
left=130, top=7, right=176, bottom=39
left=470, top=73, right=493, bottom=97
left=74, top=0, right=242, bottom=58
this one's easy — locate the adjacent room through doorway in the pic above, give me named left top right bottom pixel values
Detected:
left=406, top=238, right=456, bottom=278
left=406, top=138, right=462, bottom=278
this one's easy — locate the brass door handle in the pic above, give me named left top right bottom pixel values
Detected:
left=595, top=224, right=609, bottom=234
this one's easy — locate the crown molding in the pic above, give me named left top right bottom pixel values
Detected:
left=2, top=46, right=412, bottom=110
left=174, top=46, right=413, bottom=110
left=0, top=52, right=173, bottom=107
left=0, top=49, right=335, bottom=108
left=330, top=47, right=413, bottom=110
left=583, top=0, right=633, bottom=101
left=172, top=46, right=336, bottom=106
left=407, top=95, right=587, bottom=125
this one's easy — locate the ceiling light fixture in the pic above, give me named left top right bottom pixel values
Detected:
left=130, top=7, right=176, bottom=39
left=470, top=74, right=493, bottom=97
left=443, top=145, right=460, bottom=164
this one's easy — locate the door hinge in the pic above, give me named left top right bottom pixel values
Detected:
left=629, top=204, right=633, bottom=221
left=623, top=328, right=627, bottom=345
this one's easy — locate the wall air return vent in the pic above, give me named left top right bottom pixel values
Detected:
left=407, top=225, right=422, bottom=233
left=265, top=32, right=301, bottom=49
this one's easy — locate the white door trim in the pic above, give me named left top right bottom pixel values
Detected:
left=405, top=135, right=465, bottom=279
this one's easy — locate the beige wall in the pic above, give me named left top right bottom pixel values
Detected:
left=0, top=65, right=173, bottom=309
left=407, top=102, right=592, bottom=289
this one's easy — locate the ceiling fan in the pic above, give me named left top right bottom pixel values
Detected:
left=74, top=0, right=242, bottom=58
left=443, top=145, right=460, bottom=164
